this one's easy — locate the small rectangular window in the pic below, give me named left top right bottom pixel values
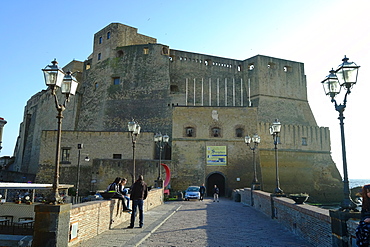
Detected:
left=143, top=47, right=149, bottom=55
left=107, top=32, right=111, bottom=39
left=99, top=37, right=102, bottom=44
left=302, top=137, right=307, bottom=146
left=113, top=77, right=120, bottom=85
left=98, top=53, right=101, bottom=60
left=61, top=148, right=71, bottom=164
left=113, top=154, right=122, bottom=159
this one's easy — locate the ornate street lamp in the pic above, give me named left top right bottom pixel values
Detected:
left=42, top=59, right=78, bottom=204
left=76, top=144, right=90, bottom=197
left=245, top=134, right=261, bottom=190
left=321, top=56, right=360, bottom=211
left=269, top=119, right=284, bottom=196
left=128, top=119, right=141, bottom=184
left=154, top=132, right=170, bottom=187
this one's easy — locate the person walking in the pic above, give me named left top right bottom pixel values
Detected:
left=199, top=184, right=206, bottom=201
left=213, top=184, right=219, bottom=202
left=128, top=175, right=148, bottom=228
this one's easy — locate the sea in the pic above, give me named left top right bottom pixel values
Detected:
left=350, top=179, right=370, bottom=189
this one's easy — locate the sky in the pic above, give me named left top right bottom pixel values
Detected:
left=0, top=0, right=369, bottom=179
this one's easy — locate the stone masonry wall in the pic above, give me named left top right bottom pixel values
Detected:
left=36, top=130, right=161, bottom=193
left=238, top=188, right=332, bottom=247
left=68, top=188, right=163, bottom=246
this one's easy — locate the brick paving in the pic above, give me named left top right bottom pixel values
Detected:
left=79, top=198, right=313, bottom=247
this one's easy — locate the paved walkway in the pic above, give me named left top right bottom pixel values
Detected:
left=79, top=198, right=313, bottom=247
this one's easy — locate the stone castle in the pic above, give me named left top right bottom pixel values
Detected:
left=10, top=23, right=342, bottom=202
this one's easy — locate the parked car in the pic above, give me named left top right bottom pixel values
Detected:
left=184, top=186, right=201, bottom=200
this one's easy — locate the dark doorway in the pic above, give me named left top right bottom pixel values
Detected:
left=206, top=173, right=226, bottom=197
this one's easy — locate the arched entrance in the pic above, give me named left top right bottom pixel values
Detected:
left=206, top=172, right=226, bottom=197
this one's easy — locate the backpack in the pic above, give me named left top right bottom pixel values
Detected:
left=107, top=183, right=117, bottom=192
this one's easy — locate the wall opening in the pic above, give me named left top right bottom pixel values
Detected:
left=206, top=173, right=226, bottom=197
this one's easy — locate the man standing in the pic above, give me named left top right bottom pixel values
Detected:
left=213, top=184, right=219, bottom=202
left=128, top=175, right=148, bottom=228
left=199, top=184, right=206, bottom=201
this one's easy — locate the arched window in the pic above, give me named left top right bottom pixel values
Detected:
left=116, top=50, right=124, bottom=57
left=211, top=127, right=221, bottom=137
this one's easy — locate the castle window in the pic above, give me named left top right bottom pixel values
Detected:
left=113, top=77, right=120, bottom=85
left=268, top=62, right=276, bottom=69
left=107, top=32, right=111, bottom=39
left=169, top=56, right=173, bottom=62
left=86, top=63, right=91, bottom=70
left=248, top=64, right=254, bottom=70
left=116, top=50, right=124, bottom=57
left=170, top=85, right=179, bottom=93
left=211, top=127, right=221, bottom=137
left=162, top=47, right=169, bottom=55
left=99, top=37, right=102, bottom=44
left=283, top=66, right=292, bottom=72
left=185, top=127, right=195, bottom=137
left=94, top=82, right=99, bottom=90
left=113, top=154, right=122, bottom=159
left=143, top=47, right=149, bottom=55
left=61, top=148, right=71, bottom=164
left=98, top=53, right=101, bottom=60
left=236, top=128, right=244, bottom=138
left=302, top=137, right=307, bottom=146
left=238, top=65, right=242, bottom=72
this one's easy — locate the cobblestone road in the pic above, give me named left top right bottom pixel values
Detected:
left=139, top=198, right=312, bottom=247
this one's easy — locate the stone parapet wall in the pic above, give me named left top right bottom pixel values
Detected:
left=237, top=188, right=332, bottom=247
left=68, top=188, right=163, bottom=246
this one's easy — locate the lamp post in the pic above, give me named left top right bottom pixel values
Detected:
left=154, top=132, right=170, bottom=187
left=245, top=134, right=261, bottom=190
left=42, top=59, right=78, bottom=204
left=0, top=118, right=7, bottom=153
left=270, top=119, right=284, bottom=196
left=128, top=119, right=141, bottom=184
left=321, top=56, right=360, bottom=211
left=76, top=144, right=90, bottom=197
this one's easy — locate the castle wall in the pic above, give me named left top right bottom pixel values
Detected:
left=36, top=130, right=158, bottom=194
left=78, top=43, right=172, bottom=137
left=171, top=107, right=341, bottom=202
left=92, top=23, right=157, bottom=66
left=11, top=23, right=342, bottom=202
